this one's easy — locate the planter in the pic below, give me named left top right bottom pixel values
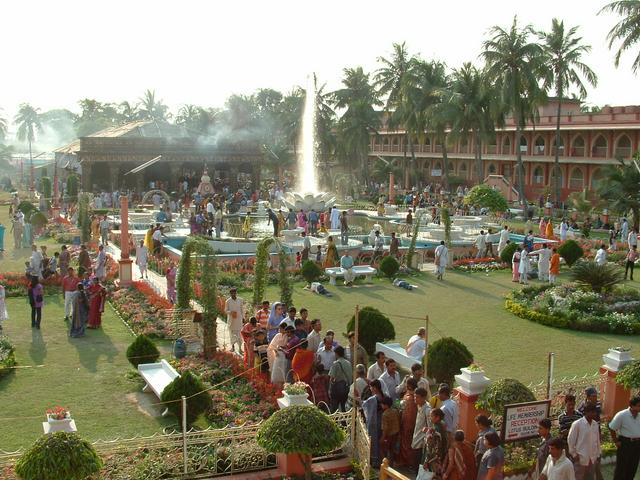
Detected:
left=455, top=367, right=491, bottom=396
left=603, top=348, right=634, bottom=372
left=282, top=391, right=309, bottom=405
left=46, top=414, right=72, bottom=429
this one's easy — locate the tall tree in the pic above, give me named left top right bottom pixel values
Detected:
left=600, top=1, right=640, bottom=72
left=540, top=19, right=597, bottom=204
left=0, top=109, right=7, bottom=142
left=138, top=89, right=170, bottom=122
left=598, top=158, right=640, bottom=230
left=14, top=103, right=43, bottom=190
left=332, top=67, right=381, bottom=181
left=312, top=76, right=337, bottom=183
left=118, top=101, right=140, bottom=123
left=75, top=99, right=119, bottom=136
left=279, top=89, right=304, bottom=166
left=482, top=17, right=549, bottom=204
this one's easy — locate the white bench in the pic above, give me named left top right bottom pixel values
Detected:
left=138, top=359, right=181, bottom=416
left=325, top=266, right=377, bottom=285
left=376, top=342, right=423, bottom=370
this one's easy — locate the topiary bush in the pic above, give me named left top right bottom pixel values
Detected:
left=616, top=359, right=640, bottom=389
left=15, top=432, right=102, bottom=480
left=427, top=337, right=473, bottom=386
left=379, top=255, right=400, bottom=278
left=558, top=239, right=584, bottom=267
left=160, top=370, right=212, bottom=427
left=463, top=184, right=508, bottom=213
left=66, top=174, right=79, bottom=199
left=571, top=260, right=625, bottom=293
left=346, top=306, right=395, bottom=355
left=0, top=335, right=17, bottom=378
left=17, top=200, right=37, bottom=217
left=126, top=334, right=160, bottom=368
left=41, top=176, right=52, bottom=200
left=300, top=259, right=322, bottom=285
left=500, top=242, right=518, bottom=265
left=29, top=211, right=48, bottom=229
left=257, top=405, right=345, bottom=479
left=476, top=378, right=536, bottom=416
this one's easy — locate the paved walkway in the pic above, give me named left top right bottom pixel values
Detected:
left=105, top=244, right=233, bottom=350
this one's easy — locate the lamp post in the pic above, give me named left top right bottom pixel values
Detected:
left=118, top=195, right=133, bottom=286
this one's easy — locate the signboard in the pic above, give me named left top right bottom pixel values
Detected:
left=431, top=169, right=442, bottom=177
left=501, top=400, right=551, bottom=443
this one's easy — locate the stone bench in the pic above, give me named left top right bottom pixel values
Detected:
left=325, top=265, right=377, bottom=285
left=376, top=342, right=422, bottom=370
left=138, top=359, right=180, bottom=416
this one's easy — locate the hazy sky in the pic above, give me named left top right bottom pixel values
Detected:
left=1, top=0, right=637, bottom=124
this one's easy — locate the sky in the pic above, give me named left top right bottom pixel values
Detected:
left=0, top=0, right=637, bottom=127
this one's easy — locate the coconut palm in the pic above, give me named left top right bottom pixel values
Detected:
left=0, top=143, right=13, bottom=170
left=599, top=1, right=640, bottom=72
left=139, top=89, right=170, bottom=121
left=313, top=76, right=337, bottom=181
left=482, top=16, right=549, bottom=204
left=118, top=101, right=140, bottom=123
left=14, top=103, right=43, bottom=190
left=279, top=89, right=304, bottom=162
left=540, top=19, right=597, bottom=204
left=598, top=158, right=640, bottom=230
left=0, top=109, right=7, bottom=142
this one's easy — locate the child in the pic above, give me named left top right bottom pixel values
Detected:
left=295, top=251, right=302, bottom=268
left=315, top=246, right=322, bottom=264
left=380, top=396, right=401, bottom=465
left=253, top=329, right=269, bottom=378
left=549, top=248, right=560, bottom=284
left=311, top=363, right=331, bottom=413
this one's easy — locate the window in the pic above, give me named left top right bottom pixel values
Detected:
left=520, top=136, right=528, bottom=154
left=534, top=136, right=545, bottom=155
left=552, top=137, right=564, bottom=155
left=591, top=168, right=604, bottom=190
left=572, top=135, right=585, bottom=156
left=550, top=166, right=564, bottom=188
left=459, top=162, right=467, bottom=173
left=487, top=163, right=497, bottom=175
left=592, top=135, right=607, bottom=157
left=615, top=135, right=632, bottom=158
left=569, top=168, right=584, bottom=189
left=533, top=166, right=544, bottom=184
left=502, top=164, right=511, bottom=179
left=502, top=136, right=511, bottom=155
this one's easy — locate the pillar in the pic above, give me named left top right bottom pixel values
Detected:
left=109, top=164, right=119, bottom=192
left=389, top=172, right=395, bottom=204
left=454, top=368, right=491, bottom=438
left=252, top=162, right=261, bottom=192
left=599, top=348, right=634, bottom=419
left=118, top=195, right=133, bottom=287
left=277, top=453, right=309, bottom=477
left=82, top=162, right=92, bottom=192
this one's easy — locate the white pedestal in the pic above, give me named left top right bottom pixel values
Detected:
left=384, top=204, right=397, bottom=216
left=277, top=392, right=312, bottom=409
left=602, top=348, right=634, bottom=372
left=43, top=419, right=77, bottom=434
left=455, top=368, right=491, bottom=396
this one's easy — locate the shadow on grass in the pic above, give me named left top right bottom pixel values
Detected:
left=28, top=328, right=47, bottom=365
left=68, top=325, right=119, bottom=373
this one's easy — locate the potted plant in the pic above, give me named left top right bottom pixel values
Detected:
left=603, top=346, right=634, bottom=371
left=456, top=363, right=491, bottom=396
left=282, top=382, right=310, bottom=405
left=46, top=406, right=71, bottom=427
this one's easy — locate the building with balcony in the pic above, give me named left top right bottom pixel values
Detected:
left=368, top=99, right=640, bottom=201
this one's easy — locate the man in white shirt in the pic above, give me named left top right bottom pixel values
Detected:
left=135, top=240, right=149, bottom=279
left=629, top=229, right=639, bottom=249
left=316, top=336, right=336, bottom=370
left=608, top=396, right=640, bottom=480
left=620, top=218, right=629, bottom=244
left=367, top=351, right=386, bottom=381
left=498, top=225, right=510, bottom=255
left=434, top=241, right=448, bottom=280
left=378, top=358, right=401, bottom=402
left=567, top=404, right=601, bottom=480
left=306, top=319, right=322, bottom=353
left=438, top=384, right=459, bottom=437
left=99, top=215, right=110, bottom=245
left=594, top=245, right=607, bottom=266
left=540, top=437, right=575, bottom=480
left=536, top=243, right=552, bottom=281
left=396, top=362, right=431, bottom=397
left=224, top=288, right=244, bottom=353
left=30, top=244, right=43, bottom=279
left=412, top=387, right=432, bottom=449
left=206, top=199, right=214, bottom=219
left=406, top=327, right=426, bottom=359
left=152, top=226, right=163, bottom=256
left=475, top=230, right=486, bottom=258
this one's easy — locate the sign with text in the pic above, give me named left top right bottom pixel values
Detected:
left=501, top=400, right=551, bottom=443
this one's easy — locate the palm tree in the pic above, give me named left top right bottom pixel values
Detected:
left=599, top=1, right=640, bottom=72
left=482, top=17, right=549, bottom=204
left=540, top=19, right=597, bottom=204
left=118, top=101, right=140, bottom=122
left=139, top=89, right=170, bottom=121
left=598, top=158, right=640, bottom=230
left=279, top=89, right=304, bottom=164
left=0, top=143, right=13, bottom=171
left=312, top=76, right=337, bottom=184
left=332, top=67, right=381, bottom=180
left=14, top=103, right=43, bottom=190
left=0, top=109, right=7, bottom=142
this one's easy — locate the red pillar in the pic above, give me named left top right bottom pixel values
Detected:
left=389, top=173, right=395, bottom=204
left=118, top=195, right=133, bottom=287
left=600, top=349, right=634, bottom=420
left=454, top=369, right=491, bottom=438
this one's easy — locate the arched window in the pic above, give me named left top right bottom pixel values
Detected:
left=534, top=136, right=545, bottom=155
left=448, top=161, right=455, bottom=172
left=487, top=134, right=498, bottom=154
left=550, top=165, right=564, bottom=189
left=383, top=137, right=390, bottom=145
left=487, top=163, right=497, bottom=175
left=502, top=164, right=512, bottom=179
left=615, top=134, right=632, bottom=158
left=533, top=166, right=544, bottom=184
left=572, top=135, right=585, bottom=156
left=392, top=137, right=399, bottom=145
left=459, top=162, right=467, bottom=174
left=591, top=168, right=604, bottom=190
left=502, top=136, right=511, bottom=155
left=459, top=136, right=468, bottom=153
left=592, top=135, right=607, bottom=157
left=552, top=136, right=564, bottom=156
left=520, top=135, right=528, bottom=154
left=569, top=168, right=584, bottom=189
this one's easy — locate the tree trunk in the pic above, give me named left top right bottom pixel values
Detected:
left=402, top=134, right=408, bottom=189
left=29, top=138, right=34, bottom=191
left=475, top=131, right=483, bottom=184
left=515, top=121, right=526, bottom=206
left=442, top=136, right=450, bottom=191
left=409, top=136, right=417, bottom=188
left=202, top=318, right=216, bottom=360
left=553, top=96, right=562, bottom=205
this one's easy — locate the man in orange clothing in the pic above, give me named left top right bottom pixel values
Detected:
left=255, top=300, right=270, bottom=330
left=549, top=248, right=561, bottom=284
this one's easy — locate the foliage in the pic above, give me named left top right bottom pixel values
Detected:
left=616, top=359, right=640, bottom=389
left=567, top=189, right=596, bottom=219
left=441, top=207, right=452, bottom=247
left=463, top=184, right=508, bottom=212
left=253, top=237, right=275, bottom=307
left=125, top=334, right=160, bottom=368
left=557, top=239, right=584, bottom=266
left=597, top=158, right=640, bottom=230
left=256, top=405, right=345, bottom=456
left=599, top=0, right=640, bottom=73
left=176, top=238, right=196, bottom=309
left=160, top=370, right=212, bottom=427
left=77, top=193, right=91, bottom=243
left=570, top=260, right=625, bottom=293
left=476, top=378, right=536, bottom=416
left=66, top=174, right=79, bottom=199
left=17, top=201, right=37, bottom=217
left=0, top=335, right=17, bottom=378
left=501, top=242, right=518, bottom=265
left=15, top=432, right=102, bottom=480
left=346, top=306, right=395, bottom=354
left=300, top=260, right=322, bottom=284
left=379, top=255, right=400, bottom=278
left=278, top=245, right=293, bottom=308
left=199, top=241, right=219, bottom=359
left=405, top=216, right=421, bottom=269
left=29, top=211, right=48, bottom=229
left=453, top=257, right=508, bottom=273
left=40, top=176, right=52, bottom=200
left=426, top=337, right=474, bottom=386
left=110, top=282, right=174, bottom=338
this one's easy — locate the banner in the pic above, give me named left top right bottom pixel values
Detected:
left=501, top=400, right=551, bottom=443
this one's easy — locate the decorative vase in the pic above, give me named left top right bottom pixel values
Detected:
left=282, top=391, right=309, bottom=406
left=46, top=414, right=72, bottom=428
left=603, top=348, right=634, bottom=372
left=455, top=368, right=491, bottom=396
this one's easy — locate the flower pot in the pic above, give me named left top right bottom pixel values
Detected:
left=602, top=348, right=634, bottom=372
left=455, top=368, right=491, bottom=396
left=47, top=415, right=72, bottom=428
left=282, top=391, right=309, bottom=406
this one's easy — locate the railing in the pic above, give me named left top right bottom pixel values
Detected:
left=352, top=412, right=371, bottom=479
left=592, top=146, right=607, bottom=157
left=433, top=145, right=442, bottom=153
left=486, top=145, right=497, bottom=154
left=380, top=458, right=411, bottom=480
left=551, top=146, right=565, bottom=156
left=501, top=146, right=511, bottom=155
left=615, top=146, right=632, bottom=158
left=571, top=146, right=585, bottom=157
left=534, top=145, right=545, bottom=155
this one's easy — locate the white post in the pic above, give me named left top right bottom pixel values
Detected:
left=546, top=352, right=555, bottom=399
left=182, top=395, right=188, bottom=474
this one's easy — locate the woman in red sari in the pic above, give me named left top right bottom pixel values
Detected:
left=398, top=378, right=420, bottom=469
left=87, top=277, right=106, bottom=329
left=291, top=339, right=315, bottom=384
left=240, top=317, right=257, bottom=368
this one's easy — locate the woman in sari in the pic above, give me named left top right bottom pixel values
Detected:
left=291, top=340, right=315, bottom=384
left=362, top=379, right=384, bottom=469
left=297, top=209, right=308, bottom=233
left=267, top=323, right=288, bottom=388
left=545, top=220, right=554, bottom=240
left=266, top=302, right=285, bottom=342
left=443, top=430, right=476, bottom=480
left=424, top=408, right=448, bottom=477
left=166, top=263, right=177, bottom=304
left=144, top=224, right=154, bottom=251
left=70, top=283, right=89, bottom=337
left=240, top=317, right=257, bottom=369
left=323, top=236, right=338, bottom=268
left=398, top=378, right=420, bottom=469
left=87, top=277, right=106, bottom=329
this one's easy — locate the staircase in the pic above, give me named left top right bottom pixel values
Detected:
left=484, top=175, right=520, bottom=203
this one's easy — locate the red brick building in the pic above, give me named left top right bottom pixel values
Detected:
left=369, top=99, right=640, bottom=201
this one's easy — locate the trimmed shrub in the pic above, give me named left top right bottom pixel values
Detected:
left=463, top=184, right=508, bottom=212
left=379, top=255, right=400, bottom=278
left=300, top=259, right=322, bottom=284
left=571, top=260, right=625, bottom=293
left=346, top=306, right=395, bottom=355
left=427, top=337, right=473, bottom=386
left=557, top=239, right=583, bottom=267
left=616, top=359, right=640, bottom=389
left=41, top=176, right=52, bottom=200
left=126, top=334, right=160, bottom=368
left=500, top=242, right=518, bottom=265
left=217, top=272, right=243, bottom=289
left=0, top=335, right=17, bottom=378
left=476, top=378, right=536, bottom=416
left=15, top=432, right=102, bottom=480
left=30, top=211, right=48, bottom=229
left=66, top=174, right=79, bottom=199
left=160, top=370, right=212, bottom=427
left=17, top=200, right=37, bottom=216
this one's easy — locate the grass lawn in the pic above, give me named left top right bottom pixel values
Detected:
left=263, top=269, right=639, bottom=383
left=0, top=296, right=173, bottom=450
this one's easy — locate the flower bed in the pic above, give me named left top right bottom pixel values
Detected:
left=171, top=351, right=278, bottom=428
left=110, top=282, right=174, bottom=338
left=453, top=257, right=508, bottom=272
left=0, top=335, right=16, bottom=379
left=506, top=284, right=640, bottom=334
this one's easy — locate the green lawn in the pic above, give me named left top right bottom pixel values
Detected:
left=264, top=270, right=639, bottom=383
left=0, top=296, right=173, bottom=450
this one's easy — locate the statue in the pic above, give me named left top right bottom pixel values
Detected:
left=197, top=169, right=214, bottom=196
